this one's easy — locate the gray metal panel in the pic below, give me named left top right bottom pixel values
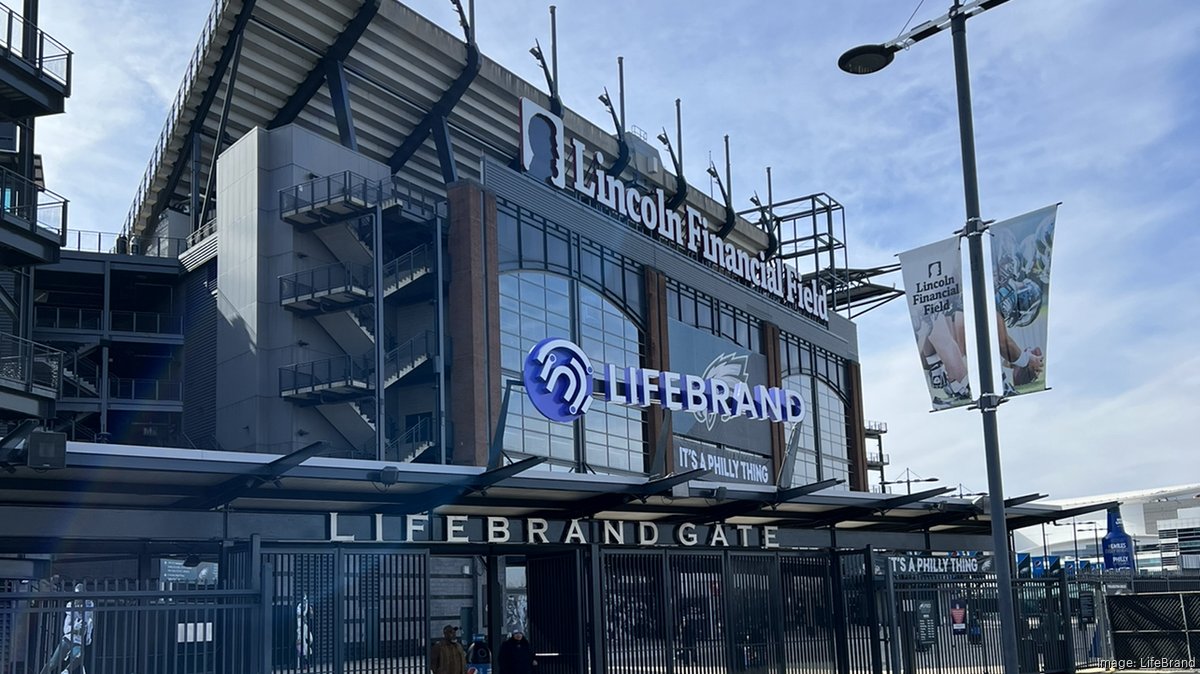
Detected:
left=183, top=262, right=219, bottom=447
left=483, top=158, right=859, bottom=361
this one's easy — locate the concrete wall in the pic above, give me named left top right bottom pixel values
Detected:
left=214, top=124, right=399, bottom=455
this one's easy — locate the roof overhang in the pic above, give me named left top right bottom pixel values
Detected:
left=0, top=442, right=1105, bottom=553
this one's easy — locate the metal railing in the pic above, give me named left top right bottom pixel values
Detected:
left=386, top=417, right=434, bottom=462
left=279, top=353, right=373, bottom=395
left=0, top=332, right=61, bottom=394
left=866, top=451, right=890, bottom=465
left=34, top=305, right=102, bottom=331
left=62, top=229, right=187, bottom=258
left=108, top=377, right=182, bottom=401
left=279, top=261, right=372, bottom=304
left=61, top=373, right=99, bottom=398
left=0, top=1, right=72, bottom=89
left=0, top=579, right=262, bottom=674
left=121, top=0, right=227, bottom=242
left=279, top=170, right=384, bottom=216
left=384, top=331, right=433, bottom=384
left=110, top=310, right=183, bottom=334
left=865, top=419, right=888, bottom=433
left=186, top=217, right=217, bottom=249
left=383, top=244, right=431, bottom=291
left=0, top=167, right=67, bottom=243
left=34, top=307, right=182, bottom=334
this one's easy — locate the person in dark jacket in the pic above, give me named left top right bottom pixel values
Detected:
left=498, top=630, right=536, bottom=674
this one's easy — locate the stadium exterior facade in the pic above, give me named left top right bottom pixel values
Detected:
left=0, top=2, right=1100, bottom=673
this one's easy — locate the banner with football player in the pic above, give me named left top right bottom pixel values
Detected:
left=990, top=204, right=1057, bottom=396
left=898, top=237, right=972, bottom=411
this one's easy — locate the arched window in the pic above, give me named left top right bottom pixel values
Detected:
left=498, top=271, right=647, bottom=475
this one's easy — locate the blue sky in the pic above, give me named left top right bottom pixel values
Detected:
left=36, top=1, right=1200, bottom=500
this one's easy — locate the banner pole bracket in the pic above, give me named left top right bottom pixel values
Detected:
left=957, top=216, right=994, bottom=237
left=968, top=393, right=1006, bottom=412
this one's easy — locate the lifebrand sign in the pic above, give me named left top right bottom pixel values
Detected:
left=328, top=512, right=786, bottom=549
left=523, top=337, right=805, bottom=426
left=519, top=97, right=829, bottom=324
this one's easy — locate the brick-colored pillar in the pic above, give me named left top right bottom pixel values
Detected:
left=845, top=361, right=869, bottom=491
left=761, top=322, right=786, bottom=484
left=446, top=181, right=501, bottom=467
left=643, top=268, right=672, bottom=475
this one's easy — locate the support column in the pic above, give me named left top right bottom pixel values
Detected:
left=846, top=361, right=869, bottom=491
left=762, top=322, right=785, bottom=483
left=446, top=182, right=500, bottom=467
left=643, top=268, right=671, bottom=475
left=325, top=59, right=358, bottom=151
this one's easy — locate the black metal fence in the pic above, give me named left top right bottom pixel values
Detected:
left=599, top=549, right=852, bottom=674
left=262, top=548, right=430, bottom=674
left=0, top=578, right=261, bottom=674
left=1108, top=591, right=1200, bottom=664
left=879, top=569, right=1110, bottom=674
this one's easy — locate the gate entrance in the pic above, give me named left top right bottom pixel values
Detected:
left=262, top=547, right=429, bottom=674
left=525, top=551, right=586, bottom=674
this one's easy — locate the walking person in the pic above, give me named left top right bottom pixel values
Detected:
left=39, top=583, right=93, bottom=674
left=430, top=624, right=467, bottom=674
left=498, top=630, right=536, bottom=674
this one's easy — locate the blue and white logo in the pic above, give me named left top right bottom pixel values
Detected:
left=523, top=338, right=594, bottom=423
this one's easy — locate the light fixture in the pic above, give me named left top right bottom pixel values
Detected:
left=838, top=44, right=896, bottom=75
left=598, top=90, right=611, bottom=109
left=706, top=163, right=720, bottom=180
left=656, top=130, right=670, bottom=146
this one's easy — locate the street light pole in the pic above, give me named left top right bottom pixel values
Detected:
left=838, top=2, right=1020, bottom=673
left=949, top=11, right=1023, bottom=673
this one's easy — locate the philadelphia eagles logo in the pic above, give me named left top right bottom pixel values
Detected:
left=692, top=352, right=750, bottom=431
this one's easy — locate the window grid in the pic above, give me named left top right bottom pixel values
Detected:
left=498, top=270, right=646, bottom=477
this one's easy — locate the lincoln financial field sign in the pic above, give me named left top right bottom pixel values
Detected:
left=519, top=97, right=830, bottom=324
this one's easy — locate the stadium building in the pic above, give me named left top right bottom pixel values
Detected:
left=0, top=2, right=1100, bottom=673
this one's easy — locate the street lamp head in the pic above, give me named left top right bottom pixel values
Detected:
left=838, top=44, right=895, bottom=75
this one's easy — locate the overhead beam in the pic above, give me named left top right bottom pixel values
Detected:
left=150, top=0, right=258, bottom=226
left=1004, top=493, right=1047, bottom=508
left=542, top=468, right=710, bottom=521
left=376, top=456, right=546, bottom=515
left=387, top=42, right=480, bottom=173
left=431, top=114, right=457, bottom=184
left=326, top=60, right=358, bottom=151
left=268, top=0, right=381, bottom=129
left=802, top=486, right=956, bottom=528
left=171, top=441, right=328, bottom=510
left=1005, top=501, right=1120, bottom=531
left=664, top=478, right=843, bottom=525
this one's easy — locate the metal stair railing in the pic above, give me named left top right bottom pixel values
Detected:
left=383, top=331, right=433, bottom=386
left=0, top=167, right=68, bottom=244
left=279, top=353, right=373, bottom=395
left=0, top=1, right=72, bottom=89
left=386, top=416, right=435, bottom=463
left=279, top=260, right=372, bottom=305
left=279, top=170, right=383, bottom=217
left=0, top=332, right=62, bottom=395
left=382, top=243, right=431, bottom=294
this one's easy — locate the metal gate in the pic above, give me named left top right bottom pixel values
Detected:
left=0, top=577, right=261, bottom=674
left=262, top=547, right=429, bottom=674
left=1108, top=591, right=1200, bottom=664
left=599, top=549, right=845, bottom=674
left=884, top=572, right=1074, bottom=674
left=527, top=551, right=587, bottom=674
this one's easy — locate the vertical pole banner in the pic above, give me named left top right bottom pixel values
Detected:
left=990, top=204, right=1057, bottom=396
left=898, top=237, right=972, bottom=410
